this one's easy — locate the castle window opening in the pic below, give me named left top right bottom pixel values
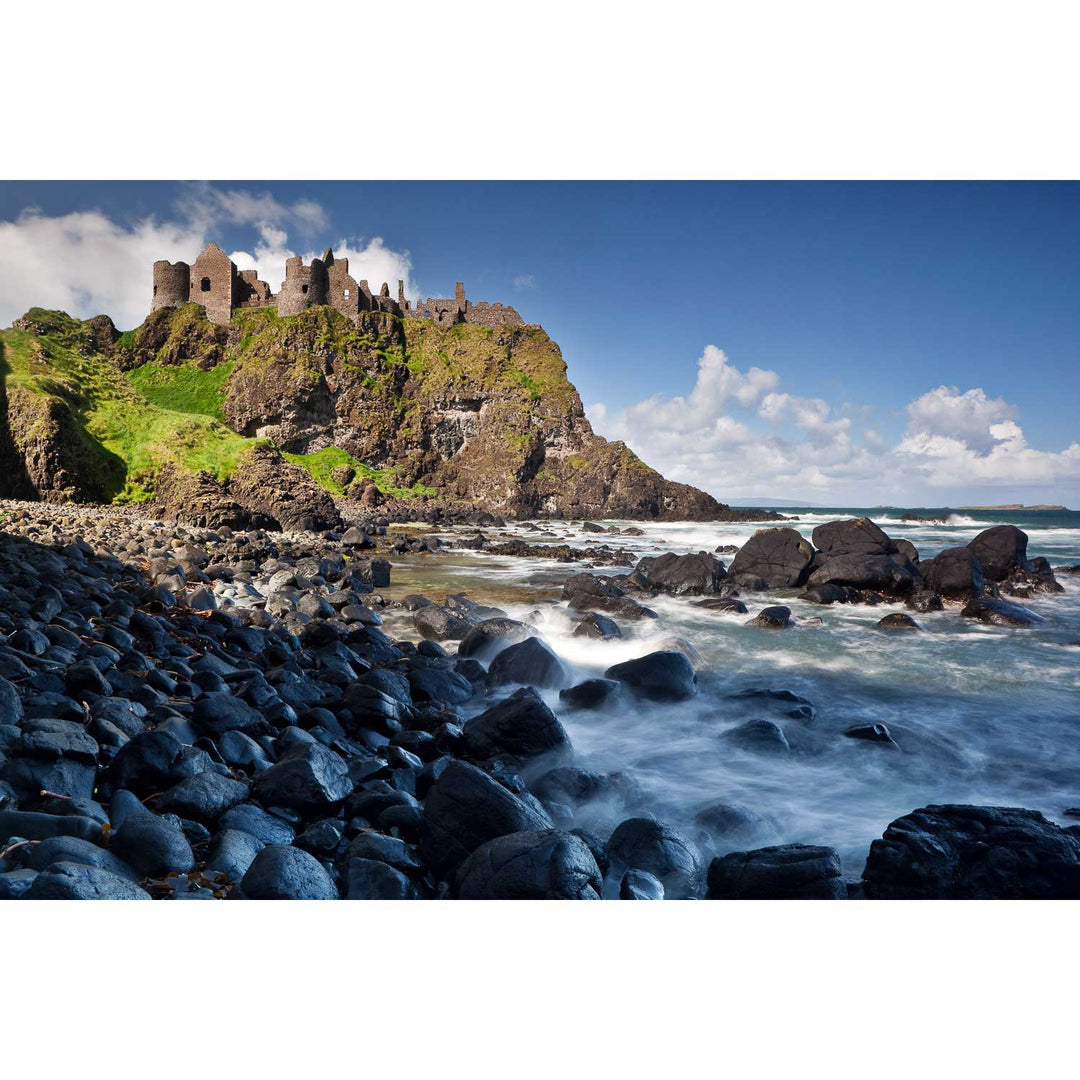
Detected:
left=344, top=289, right=349, bottom=298
left=301, top=284, right=308, bottom=294
left=200, top=277, right=211, bottom=292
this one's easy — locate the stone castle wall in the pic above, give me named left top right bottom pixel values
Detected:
left=151, top=245, right=519, bottom=328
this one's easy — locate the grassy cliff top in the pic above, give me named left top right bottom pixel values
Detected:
left=1, top=309, right=259, bottom=502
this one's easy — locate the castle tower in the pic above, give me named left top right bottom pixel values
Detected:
left=398, top=280, right=407, bottom=308
left=189, top=242, right=237, bottom=326
left=152, top=260, right=191, bottom=311
left=277, top=254, right=328, bottom=316
left=324, top=248, right=361, bottom=321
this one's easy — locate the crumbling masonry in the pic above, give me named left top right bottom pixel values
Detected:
left=152, top=243, right=525, bottom=328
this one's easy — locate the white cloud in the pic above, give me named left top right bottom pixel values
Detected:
left=0, top=184, right=414, bottom=330
left=513, top=274, right=536, bottom=290
left=593, top=345, right=1080, bottom=503
left=905, top=385, right=1016, bottom=453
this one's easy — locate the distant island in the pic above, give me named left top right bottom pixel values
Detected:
left=954, top=504, right=1069, bottom=511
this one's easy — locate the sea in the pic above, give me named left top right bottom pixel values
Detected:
left=380, top=506, right=1080, bottom=879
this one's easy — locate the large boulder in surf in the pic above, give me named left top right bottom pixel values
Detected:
left=862, top=805, right=1080, bottom=899
left=486, top=636, right=571, bottom=690
left=604, top=650, right=697, bottom=702
left=960, top=597, right=1046, bottom=627
left=457, top=618, right=537, bottom=658
left=966, top=525, right=1029, bottom=581
left=919, top=546, right=985, bottom=600
left=413, top=603, right=476, bottom=641
left=807, top=553, right=918, bottom=594
left=707, top=844, right=846, bottom=899
left=463, top=686, right=572, bottom=763
left=728, top=528, right=813, bottom=588
left=811, top=517, right=896, bottom=557
left=632, top=552, right=727, bottom=595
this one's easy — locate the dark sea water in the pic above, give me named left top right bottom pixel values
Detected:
left=383, top=506, right=1080, bottom=880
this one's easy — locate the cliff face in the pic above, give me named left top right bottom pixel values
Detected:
left=0, top=303, right=773, bottom=525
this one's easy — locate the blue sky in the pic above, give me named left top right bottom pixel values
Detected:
left=1, top=181, right=1077, bottom=505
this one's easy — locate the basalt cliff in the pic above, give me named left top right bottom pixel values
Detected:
left=0, top=302, right=778, bottom=530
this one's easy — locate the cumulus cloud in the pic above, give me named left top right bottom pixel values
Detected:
left=0, top=183, right=414, bottom=329
left=592, top=345, right=1080, bottom=503
left=905, top=385, right=1017, bottom=453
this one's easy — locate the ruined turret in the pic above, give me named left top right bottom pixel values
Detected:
left=151, top=260, right=191, bottom=311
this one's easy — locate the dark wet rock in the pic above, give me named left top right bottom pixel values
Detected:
left=692, top=597, right=749, bottom=614
left=725, top=687, right=817, bottom=721
left=0, top=870, right=38, bottom=899
left=419, top=761, right=554, bottom=879
left=920, top=546, right=985, bottom=600
left=219, top=803, right=296, bottom=845
left=241, top=844, right=339, bottom=899
left=25, top=861, right=151, bottom=900
left=607, top=817, right=704, bottom=899
left=812, top=517, right=896, bottom=558
left=863, top=805, right=1080, bottom=899
left=413, top=604, right=476, bottom=641
left=531, top=766, right=633, bottom=808
left=797, top=584, right=854, bottom=605
left=17, top=835, right=139, bottom=880
left=252, top=743, right=352, bottom=816
left=156, top=772, right=249, bottom=822
left=960, top=597, right=1046, bottom=627
left=407, top=667, right=474, bottom=706
left=632, top=551, right=727, bottom=595
left=346, top=857, right=419, bottom=899
left=561, top=572, right=657, bottom=621
left=967, top=525, right=1030, bottom=582
left=110, top=813, right=195, bottom=877
left=559, top=678, right=622, bottom=710
left=747, top=605, right=793, bottom=629
left=905, top=589, right=944, bottom=613
left=455, top=829, right=602, bottom=899
left=808, top=553, right=917, bottom=594
left=844, top=723, right=900, bottom=749
left=107, top=730, right=185, bottom=795
left=486, top=636, right=570, bottom=690
left=876, top=612, right=920, bottom=633
left=572, top=612, right=623, bottom=639
left=721, top=718, right=791, bottom=754
left=463, top=687, right=571, bottom=763
left=193, top=693, right=268, bottom=737
left=692, top=802, right=781, bottom=852
left=205, top=828, right=265, bottom=882
left=457, top=618, right=536, bottom=658
left=728, top=527, right=813, bottom=588
left=706, top=844, right=845, bottom=899
left=346, top=830, right=422, bottom=874
left=604, top=650, right=696, bottom=702
left=0, top=809, right=104, bottom=844
left=620, top=868, right=665, bottom=899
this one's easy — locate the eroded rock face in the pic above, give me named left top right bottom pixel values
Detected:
left=862, top=805, right=1080, bottom=899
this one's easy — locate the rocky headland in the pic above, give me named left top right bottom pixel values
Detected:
left=0, top=305, right=785, bottom=527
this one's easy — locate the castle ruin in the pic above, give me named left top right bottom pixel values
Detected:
left=152, top=242, right=525, bottom=328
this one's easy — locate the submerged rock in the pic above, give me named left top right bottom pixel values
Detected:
left=960, top=597, right=1046, bottom=627
left=875, top=612, right=920, bottom=632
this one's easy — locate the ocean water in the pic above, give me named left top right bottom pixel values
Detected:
left=383, top=507, right=1080, bottom=878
